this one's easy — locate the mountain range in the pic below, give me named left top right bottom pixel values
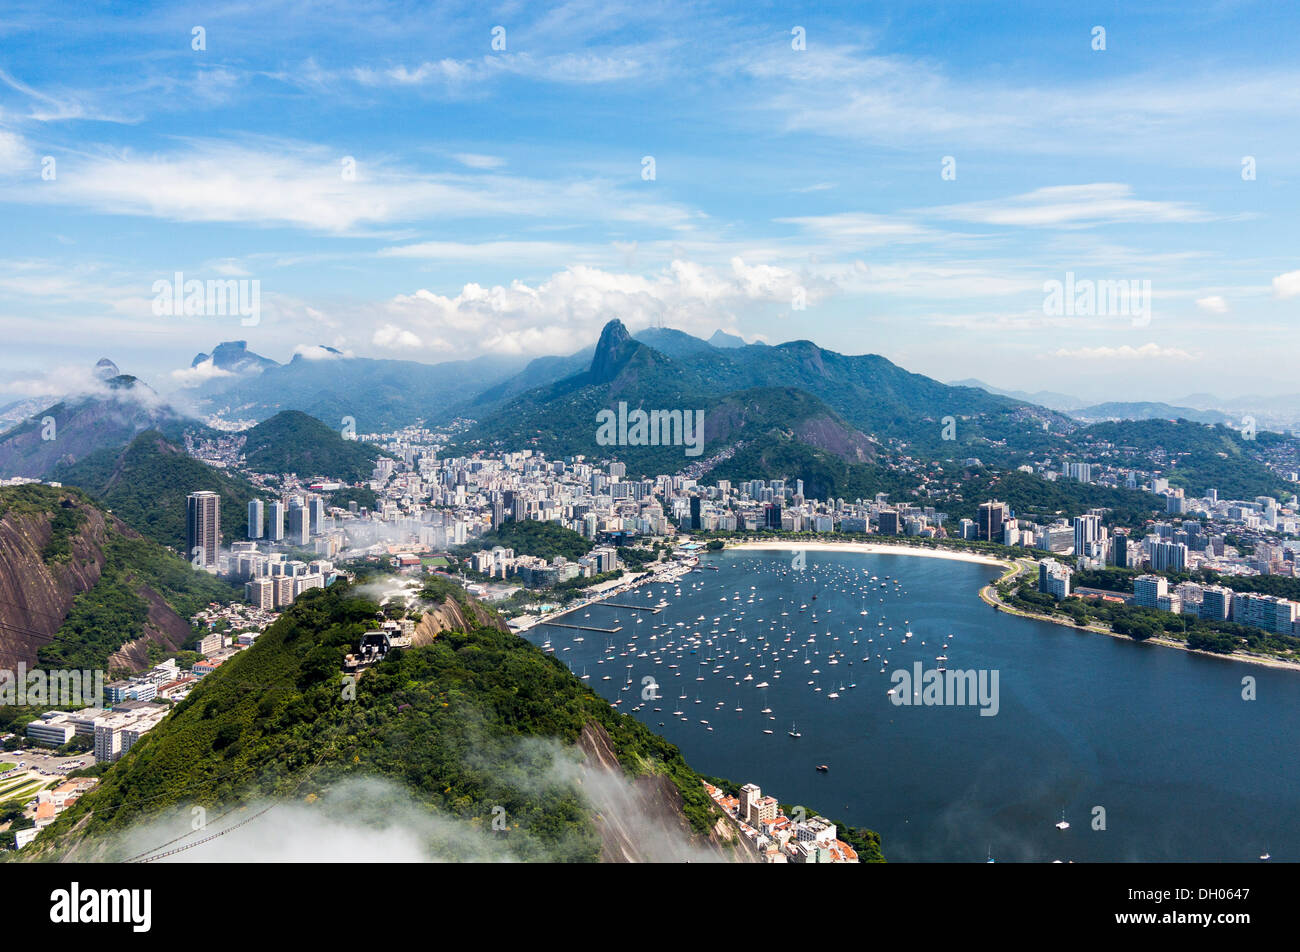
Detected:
left=447, top=319, right=1064, bottom=480
left=1, top=324, right=1293, bottom=510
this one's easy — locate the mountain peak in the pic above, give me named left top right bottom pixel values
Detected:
left=94, top=358, right=120, bottom=381
left=589, top=320, right=639, bottom=383
left=708, top=329, right=746, bottom=349
left=192, top=340, right=278, bottom=373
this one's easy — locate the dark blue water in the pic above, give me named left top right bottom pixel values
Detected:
left=526, top=548, right=1297, bottom=862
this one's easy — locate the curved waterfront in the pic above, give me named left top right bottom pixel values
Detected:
left=525, top=548, right=1297, bottom=862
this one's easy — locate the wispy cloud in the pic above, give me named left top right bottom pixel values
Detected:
left=1046, top=343, right=1198, bottom=361
left=1, top=139, right=700, bottom=234
left=928, top=184, right=1214, bottom=228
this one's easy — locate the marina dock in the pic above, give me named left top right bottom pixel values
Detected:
left=541, top=621, right=623, bottom=633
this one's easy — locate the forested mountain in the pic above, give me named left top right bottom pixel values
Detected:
left=54, top=432, right=270, bottom=549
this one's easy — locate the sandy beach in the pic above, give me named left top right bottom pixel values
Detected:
left=723, top=539, right=1011, bottom=569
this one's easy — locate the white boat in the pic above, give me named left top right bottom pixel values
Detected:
left=1055, top=810, right=1070, bottom=830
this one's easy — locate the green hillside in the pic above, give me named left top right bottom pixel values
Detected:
left=241, top=410, right=393, bottom=482
left=1064, top=419, right=1291, bottom=499
left=39, top=531, right=238, bottom=672
left=454, top=323, right=877, bottom=477
left=34, top=581, right=762, bottom=862
left=54, top=431, right=269, bottom=549
left=0, top=484, right=237, bottom=673
left=455, top=320, right=1056, bottom=470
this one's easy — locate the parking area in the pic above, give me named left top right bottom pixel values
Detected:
left=0, top=748, right=90, bottom=779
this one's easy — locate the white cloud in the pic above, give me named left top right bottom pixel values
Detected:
left=929, top=184, right=1212, bottom=228
left=0, top=129, right=32, bottom=173
left=352, top=50, right=650, bottom=91
left=372, top=323, right=423, bottom=349
left=0, top=69, right=131, bottom=123
left=379, top=258, right=808, bottom=358
left=378, top=239, right=585, bottom=263
left=775, top=212, right=936, bottom=243
left=293, top=344, right=348, bottom=360
left=170, top=357, right=234, bottom=387
left=1046, top=343, right=1197, bottom=361
left=1196, top=295, right=1228, bottom=314
left=1271, top=270, right=1300, bottom=299
left=738, top=43, right=1300, bottom=160
left=1, top=140, right=699, bottom=234
left=452, top=153, right=505, bottom=170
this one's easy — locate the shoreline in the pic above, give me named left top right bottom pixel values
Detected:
left=980, top=580, right=1300, bottom=673
left=721, top=539, right=1010, bottom=569
left=715, top=538, right=1300, bottom=673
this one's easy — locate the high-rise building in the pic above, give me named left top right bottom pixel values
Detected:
left=287, top=497, right=309, bottom=546
left=689, top=496, right=702, bottom=531
left=267, top=500, right=285, bottom=541
left=1134, top=574, right=1168, bottom=608
left=308, top=495, right=325, bottom=535
left=247, top=499, right=264, bottom=539
left=878, top=508, right=901, bottom=535
left=245, top=577, right=275, bottom=609
left=1111, top=530, right=1130, bottom=568
left=1073, top=513, right=1102, bottom=558
left=186, top=491, right=220, bottom=568
left=977, top=500, right=1009, bottom=542
left=1199, top=585, right=1232, bottom=621
left=1038, top=558, right=1072, bottom=599
left=1066, top=462, right=1093, bottom=483
left=1150, top=541, right=1188, bottom=573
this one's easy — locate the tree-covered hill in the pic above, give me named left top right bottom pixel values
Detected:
left=31, top=581, right=785, bottom=862
left=0, top=484, right=237, bottom=675
left=1063, top=418, right=1291, bottom=499
left=54, top=431, right=270, bottom=549
left=241, top=410, right=394, bottom=482
left=461, top=519, right=594, bottom=561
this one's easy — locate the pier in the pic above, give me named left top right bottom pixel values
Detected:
left=541, top=621, right=623, bottom=634
left=600, top=602, right=662, bottom=613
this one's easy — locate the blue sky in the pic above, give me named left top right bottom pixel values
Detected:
left=1, top=0, right=1297, bottom=405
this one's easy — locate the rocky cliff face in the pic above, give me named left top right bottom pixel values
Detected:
left=0, top=499, right=108, bottom=670
left=576, top=722, right=755, bottom=863
left=410, top=594, right=508, bottom=645
left=0, top=493, right=198, bottom=673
